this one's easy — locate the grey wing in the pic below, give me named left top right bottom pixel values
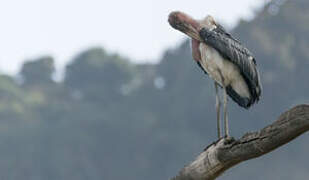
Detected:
left=213, top=24, right=240, bottom=43
left=199, top=27, right=261, bottom=105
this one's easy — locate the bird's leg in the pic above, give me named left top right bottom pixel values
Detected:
left=217, top=70, right=229, bottom=137
left=214, top=82, right=221, bottom=139
left=223, top=83, right=229, bottom=137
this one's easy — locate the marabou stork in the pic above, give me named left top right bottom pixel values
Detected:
left=168, top=11, right=262, bottom=138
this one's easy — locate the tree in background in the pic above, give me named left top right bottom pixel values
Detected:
left=20, top=56, right=55, bottom=86
left=64, top=47, right=136, bottom=103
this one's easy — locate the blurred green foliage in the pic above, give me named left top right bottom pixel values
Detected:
left=20, top=56, right=55, bottom=86
left=0, top=0, right=308, bottom=180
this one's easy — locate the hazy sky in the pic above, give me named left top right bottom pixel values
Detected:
left=0, top=0, right=266, bottom=75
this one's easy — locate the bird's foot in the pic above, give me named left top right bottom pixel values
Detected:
left=223, top=135, right=235, bottom=145
left=213, top=136, right=225, bottom=145
left=203, top=136, right=235, bottom=151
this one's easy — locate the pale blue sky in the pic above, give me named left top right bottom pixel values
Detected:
left=0, top=0, right=266, bottom=75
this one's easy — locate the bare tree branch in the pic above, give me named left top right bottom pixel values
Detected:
left=171, top=104, right=309, bottom=180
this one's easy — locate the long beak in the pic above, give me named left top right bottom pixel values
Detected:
left=168, top=11, right=202, bottom=41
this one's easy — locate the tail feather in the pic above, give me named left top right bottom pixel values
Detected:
left=226, top=85, right=251, bottom=109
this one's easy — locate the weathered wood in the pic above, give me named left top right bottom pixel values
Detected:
left=171, top=104, right=309, bottom=180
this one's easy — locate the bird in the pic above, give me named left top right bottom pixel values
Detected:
left=168, top=11, right=262, bottom=138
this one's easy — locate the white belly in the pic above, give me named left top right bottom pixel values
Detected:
left=199, top=43, right=251, bottom=98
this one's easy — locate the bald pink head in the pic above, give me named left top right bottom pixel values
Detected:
left=168, top=11, right=202, bottom=41
left=168, top=11, right=204, bottom=62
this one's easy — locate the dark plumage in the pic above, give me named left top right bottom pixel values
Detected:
left=199, top=27, right=261, bottom=108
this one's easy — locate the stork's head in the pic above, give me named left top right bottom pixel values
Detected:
left=168, top=11, right=202, bottom=41
left=168, top=11, right=217, bottom=41
left=168, top=11, right=217, bottom=62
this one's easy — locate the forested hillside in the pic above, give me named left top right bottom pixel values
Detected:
left=0, top=0, right=308, bottom=179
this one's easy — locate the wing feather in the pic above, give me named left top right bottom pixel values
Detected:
left=199, top=27, right=261, bottom=106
